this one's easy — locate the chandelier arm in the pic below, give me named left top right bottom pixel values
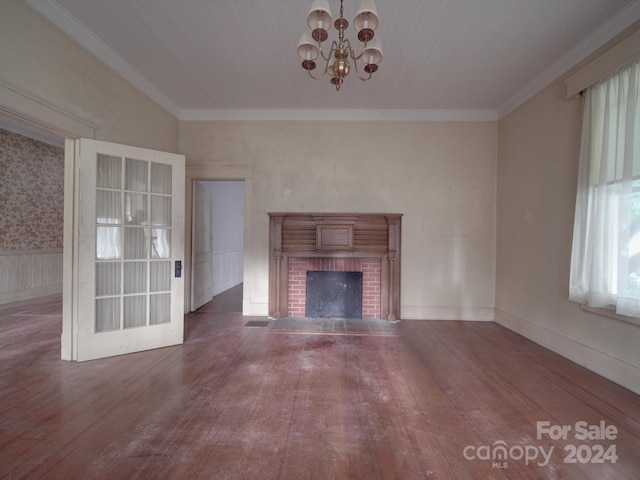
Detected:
left=345, top=39, right=368, bottom=63
left=318, top=50, right=332, bottom=62
left=351, top=50, right=365, bottom=61
left=306, top=47, right=335, bottom=81
left=344, top=43, right=373, bottom=82
left=307, top=67, right=332, bottom=81
left=351, top=57, right=373, bottom=81
left=353, top=69, right=374, bottom=82
left=318, top=40, right=339, bottom=62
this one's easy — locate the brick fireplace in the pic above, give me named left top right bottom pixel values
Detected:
left=268, top=213, right=402, bottom=321
left=287, top=257, right=381, bottom=318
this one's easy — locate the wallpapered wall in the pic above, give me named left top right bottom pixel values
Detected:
left=0, top=128, right=64, bottom=250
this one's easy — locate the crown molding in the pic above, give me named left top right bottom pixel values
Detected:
left=497, top=1, right=640, bottom=119
left=26, top=0, right=181, bottom=118
left=26, top=0, right=640, bottom=123
left=22, top=1, right=496, bottom=123
left=179, top=108, right=498, bottom=122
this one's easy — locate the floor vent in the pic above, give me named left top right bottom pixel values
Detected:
left=244, top=320, right=271, bottom=328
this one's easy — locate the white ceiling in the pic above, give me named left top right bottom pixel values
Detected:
left=26, top=0, right=640, bottom=121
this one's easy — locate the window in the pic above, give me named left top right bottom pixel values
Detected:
left=570, top=57, right=640, bottom=317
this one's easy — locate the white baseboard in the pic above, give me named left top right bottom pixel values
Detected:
left=494, top=308, right=640, bottom=395
left=400, top=305, right=495, bottom=321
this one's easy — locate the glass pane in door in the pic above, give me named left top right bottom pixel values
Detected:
left=124, top=295, right=146, bottom=329
left=96, top=226, right=121, bottom=260
left=97, top=154, right=121, bottom=189
left=125, top=192, right=147, bottom=225
left=123, top=262, right=146, bottom=294
left=124, top=227, right=147, bottom=260
left=150, top=293, right=170, bottom=325
left=96, top=262, right=121, bottom=296
left=150, top=196, right=171, bottom=226
left=151, top=162, right=172, bottom=194
left=151, top=228, right=171, bottom=259
left=125, top=158, right=148, bottom=192
left=97, top=190, right=122, bottom=224
left=150, top=261, right=171, bottom=291
left=96, top=297, right=120, bottom=332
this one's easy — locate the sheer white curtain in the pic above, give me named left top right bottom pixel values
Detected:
left=570, top=57, right=640, bottom=317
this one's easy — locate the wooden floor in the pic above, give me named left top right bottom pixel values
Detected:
left=1, top=292, right=639, bottom=479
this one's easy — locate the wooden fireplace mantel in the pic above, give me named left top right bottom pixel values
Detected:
left=268, top=213, right=402, bottom=321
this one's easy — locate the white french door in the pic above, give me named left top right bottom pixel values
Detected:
left=65, top=139, right=185, bottom=362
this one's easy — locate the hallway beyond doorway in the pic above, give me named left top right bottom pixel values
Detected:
left=195, top=283, right=243, bottom=314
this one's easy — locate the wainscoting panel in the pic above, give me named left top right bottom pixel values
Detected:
left=212, top=248, right=243, bottom=297
left=0, top=249, right=63, bottom=304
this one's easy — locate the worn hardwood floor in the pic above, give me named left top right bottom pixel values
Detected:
left=0, top=291, right=638, bottom=479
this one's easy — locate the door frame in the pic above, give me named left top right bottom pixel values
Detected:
left=0, top=83, right=97, bottom=360
left=184, top=166, right=252, bottom=314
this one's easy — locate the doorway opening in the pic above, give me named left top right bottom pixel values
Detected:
left=0, top=124, right=64, bottom=305
left=191, top=180, right=245, bottom=313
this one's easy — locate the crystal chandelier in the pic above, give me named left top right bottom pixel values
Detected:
left=297, top=0, right=382, bottom=91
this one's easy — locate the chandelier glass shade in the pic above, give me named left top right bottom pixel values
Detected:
left=297, top=0, right=382, bottom=91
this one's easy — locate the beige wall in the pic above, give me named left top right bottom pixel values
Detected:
left=179, top=120, right=497, bottom=320
left=496, top=78, right=640, bottom=394
left=0, top=1, right=178, bottom=152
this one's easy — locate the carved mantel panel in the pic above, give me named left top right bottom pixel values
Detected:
left=268, top=213, right=402, bottom=321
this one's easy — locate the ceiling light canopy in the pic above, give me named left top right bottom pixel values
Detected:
left=297, top=0, right=382, bottom=91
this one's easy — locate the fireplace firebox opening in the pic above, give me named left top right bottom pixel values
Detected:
left=306, top=271, right=363, bottom=319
